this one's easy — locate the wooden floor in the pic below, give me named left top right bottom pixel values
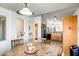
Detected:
left=2, top=40, right=62, bottom=56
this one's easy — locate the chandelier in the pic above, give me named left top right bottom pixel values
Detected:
left=16, top=3, right=33, bottom=16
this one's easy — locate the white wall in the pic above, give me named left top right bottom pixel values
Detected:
left=73, top=8, right=79, bottom=46
left=29, top=17, right=34, bottom=39
left=0, top=7, right=12, bottom=55
left=0, top=7, right=29, bottom=55
left=34, top=16, right=41, bottom=39
left=43, top=7, right=77, bottom=22
left=27, top=16, right=42, bottom=39
left=10, top=12, right=29, bottom=40
left=24, top=17, right=29, bottom=42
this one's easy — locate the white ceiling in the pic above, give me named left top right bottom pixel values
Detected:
left=0, top=3, right=79, bottom=15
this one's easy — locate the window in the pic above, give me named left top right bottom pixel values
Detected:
left=0, top=17, right=6, bottom=41
left=47, top=20, right=62, bottom=33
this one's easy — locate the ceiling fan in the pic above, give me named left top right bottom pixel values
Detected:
left=16, top=3, right=34, bottom=16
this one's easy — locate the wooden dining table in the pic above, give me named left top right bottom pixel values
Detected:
left=3, top=40, right=62, bottom=56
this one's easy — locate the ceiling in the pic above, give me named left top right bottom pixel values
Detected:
left=0, top=3, right=79, bottom=15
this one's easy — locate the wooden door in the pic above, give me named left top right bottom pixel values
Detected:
left=63, top=16, right=77, bottom=56
left=35, top=24, right=38, bottom=40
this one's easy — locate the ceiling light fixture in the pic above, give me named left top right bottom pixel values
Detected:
left=16, top=3, right=33, bottom=16
left=54, top=16, right=57, bottom=20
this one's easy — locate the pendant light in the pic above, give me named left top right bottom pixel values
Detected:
left=54, top=16, right=57, bottom=20
left=16, top=3, right=33, bottom=16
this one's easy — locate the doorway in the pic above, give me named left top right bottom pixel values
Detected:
left=35, top=23, right=38, bottom=40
